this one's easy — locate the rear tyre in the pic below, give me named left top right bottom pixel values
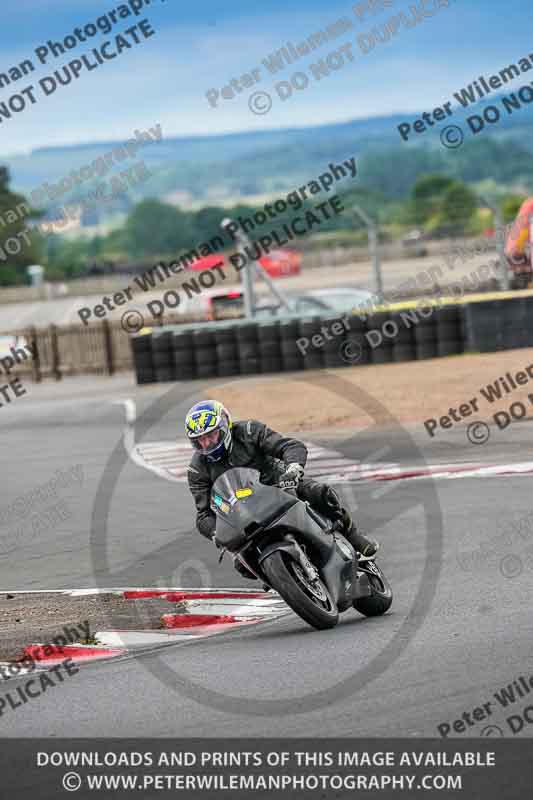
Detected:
left=353, top=562, right=393, bottom=617
left=262, top=550, right=339, bottom=630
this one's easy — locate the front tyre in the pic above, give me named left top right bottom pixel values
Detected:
left=353, top=561, right=393, bottom=617
left=262, top=550, right=339, bottom=630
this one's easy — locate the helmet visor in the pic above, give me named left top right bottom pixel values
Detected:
left=192, top=427, right=224, bottom=454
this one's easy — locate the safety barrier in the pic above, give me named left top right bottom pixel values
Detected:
left=2, top=311, right=211, bottom=381
left=463, top=296, right=533, bottom=353
left=131, top=307, right=462, bottom=384
left=131, top=293, right=533, bottom=385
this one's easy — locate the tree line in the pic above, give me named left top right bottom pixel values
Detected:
left=0, top=165, right=527, bottom=286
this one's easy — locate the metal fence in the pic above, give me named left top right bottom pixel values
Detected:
left=10, top=312, right=219, bottom=381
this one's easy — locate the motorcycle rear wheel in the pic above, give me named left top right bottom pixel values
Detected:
left=262, top=550, right=339, bottom=630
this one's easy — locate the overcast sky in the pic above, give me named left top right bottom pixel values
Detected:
left=0, top=0, right=530, bottom=155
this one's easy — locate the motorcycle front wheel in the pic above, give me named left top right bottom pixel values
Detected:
left=262, top=550, right=339, bottom=630
left=353, top=561, right=393, bottom=617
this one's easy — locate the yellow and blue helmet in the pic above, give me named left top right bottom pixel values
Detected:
left=185, top=400, right=233, bottom=462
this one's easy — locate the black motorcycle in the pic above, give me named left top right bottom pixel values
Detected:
left=212, top=467, right=392, bottom=630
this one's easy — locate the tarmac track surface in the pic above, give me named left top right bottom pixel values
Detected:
left=1, top=375, right=532, bottom=738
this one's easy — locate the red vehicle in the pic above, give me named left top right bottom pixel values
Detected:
left=186, top=253, right=225, bottom=272
left=187, top=249, right=301, bottom=277
left=258, top=249, right=301, bottom=277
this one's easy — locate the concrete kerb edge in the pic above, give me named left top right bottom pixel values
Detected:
left=0, top=588, right=287, bottom=674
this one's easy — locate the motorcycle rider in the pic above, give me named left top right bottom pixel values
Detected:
left=185, top=399, right=379, bottom=579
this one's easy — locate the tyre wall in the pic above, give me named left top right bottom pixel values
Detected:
left=130, top=296, right=533, bottom=384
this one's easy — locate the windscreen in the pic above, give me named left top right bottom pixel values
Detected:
left=211, top=467, right=261, bottom=507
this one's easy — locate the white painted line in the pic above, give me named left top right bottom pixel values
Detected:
left=0, top=663, right=39, bottom=678
left=112, top=398, right=137, bottom=426
left=95, top=630, right=206, bottom=648
left=186, top=601, right=287, bottom=617
left=68, top=589, right=125, bottom=597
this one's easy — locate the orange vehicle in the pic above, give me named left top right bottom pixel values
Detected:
left=505, top=199, right=533, bottom=289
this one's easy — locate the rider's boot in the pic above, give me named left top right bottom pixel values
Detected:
left=340, top=508, right=379, bottom=561
left=323, top=487, right=379, bottom=560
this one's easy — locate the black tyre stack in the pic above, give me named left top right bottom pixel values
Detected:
left=319, top=316, right=348, bottom=369
left=367, top=312, right=393, bottom=364
left=436, top=306, right=464, bottom=357
left=343, top=313, right=371, bottom=367
left=463, top=300, right=504, bottom=353
left=151, top=330, right=175, bottom=382
left=193, top=328, right=218, bottom=379
left=257, top=321, right=283, bottom=373
left=522, top=297, right=533, bottom=347
left=413, top=305, right=438, bottom=360
left=215, top=324, right=240, bottom=377
left=299, top=317, right=324, bottom=370
left=237, top=323, right=261, bottom=375
left=173, top=329, right=196, bottom=380
left=131, top=332, right=154, bottom=384
left=132, top=296, right=500, bottom=386
left=278, top=318, right=305, bottom=372
left=500, top=297, right=529, bottom=350
left=390, top=311, right=416, bottom=363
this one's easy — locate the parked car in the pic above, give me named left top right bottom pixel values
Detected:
left=180, top=288, right=276, bottom=320
left=286, top=288, right=380, bottom=316
left=181, top=287, right=379, bottom=321
left=402, top=229, right=428, bottom=258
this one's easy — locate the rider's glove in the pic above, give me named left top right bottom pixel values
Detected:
left=278, top=462, right=304, bottom=490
